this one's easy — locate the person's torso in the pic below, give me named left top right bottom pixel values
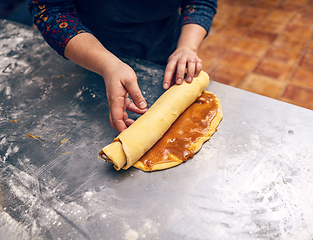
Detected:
left=74, top=0, right=182, bottom=64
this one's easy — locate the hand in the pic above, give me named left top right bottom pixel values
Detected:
left=103, top=60, right=147, bottom=133
left=163, top=24, right=206, bottom=89
left=163, top=47, right=202, bottom=89
left=63, top=33, right=147, bottom=133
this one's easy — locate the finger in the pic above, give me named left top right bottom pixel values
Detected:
left=109, top=111, right=127, bottom=133
left=123, top=95, right=131, bottom=111
left=123, top=109, right=129, bottom=121
left=124, top=118, right=135, bottom=127
left=127, top=102, right=147, bottom=114
left=110, top=113, right=127, bottom=132
left=123, top=78, right=147, bottom=110
left=175, top=58, right=187, bottom=85
left=110, top=96, right=128, bottom=133
left=163, top=60, right=177, bottom=89
left=124, top=94, right=146, bottom=114
left=170, top=73, right=176, bottom=87
left=195, top=58, right=203, bottom=77
left=120, top=96, right=145, bottom=128
left=123, top=111, right=135, bottom=126
left=186, top=59, right=196, bottom=83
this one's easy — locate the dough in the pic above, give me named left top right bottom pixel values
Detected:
left=133, top=91, right=222, bottom=171
left=99, top=71, right=210, bottom=170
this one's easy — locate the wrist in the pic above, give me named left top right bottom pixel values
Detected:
left=175, top=45, right=198, bottom=54
left=100, top=54, right=123, bottom=80
left=177, top=24, right=207, bottom=53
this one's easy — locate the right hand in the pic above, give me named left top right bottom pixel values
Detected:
left=63, top=33, right=146, bottom=132
left=103, top=59, right=147, bottom=133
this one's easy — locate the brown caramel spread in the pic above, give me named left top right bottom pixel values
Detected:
left=99, top=150, right=105, bottom=159
left=138, top=91, right=219, bottom=170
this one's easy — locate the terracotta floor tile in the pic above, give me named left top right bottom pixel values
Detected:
left=198, top=45, right=227, bottom=61
left=283, top=23, right=313, bottom=39
left=233, top=39, right=269, bottom=57
left=213, top=10, right=235, bottom=23
left=202, top=60, right=214, bottom=72
left=265, top=47, right=300, bottom=65
left=281, top=83, right=313, bottom=110
left=300, top=5, right=313, bottom=14
left=208, top=64, right=247, bottom=86
left=256, top=10, right=295, bottom=34
left=273, top=34, right=307, bottom=50
left=227, top=0, right=252, bottom=7
left=214, top=5, right=242, bottom=22
left=289, top=16, right=311, bottom=29
left=251, top=0, right=280, bottom=9
left=211, top=20, right=226, bottom=32
left=299, top=52, right=313, bottom=68
left=308, top=39, right=313, bottom=52
left=228, top=17, right=258, bottom=28
left=254, top=59, right=292, bottom=81
left=291, top=7, right=313, bottom=27
left=266, top=9, right=295, bottom=22
left=203, top=0, right=313, bottom=108
left=239, top=73, right=284, bottom=98
left=284, top=0, right=308, bottom=5
left=219, top=17, right=258, bottom=37
left=240, top=7, right=269, bottom=20
left=276, top=3, right=302, bottom=12
left=253, top=10, right=295, bottom=34
left=219, top=0, right=251, bottom=7
left=291, top=66, right=313, bottom=88
left=247, top=30, right=278, bottom=44
left=219, top=26, right=251, bottom=38
left=220, top=51, right=259, bottom=71
left=217, top=0, right=232, bottom=5
left=204, top=34, right=238, bottom=48
left=255, top=19, right=287, bottom=34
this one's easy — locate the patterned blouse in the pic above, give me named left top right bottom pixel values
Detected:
left=28, top=0, right=217, bottom=62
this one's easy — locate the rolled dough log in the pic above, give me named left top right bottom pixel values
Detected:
left=132, top=91, right=223, bottom=171
left=100, top=71, right=210, bottom=170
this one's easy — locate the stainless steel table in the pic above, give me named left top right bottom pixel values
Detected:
left=1, top=20, right=313, bottom=240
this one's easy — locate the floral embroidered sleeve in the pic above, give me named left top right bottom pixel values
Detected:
left=28, top=0, right=217, bottom=58
left=181, top=0, right=218, bottom=35
left=28, top=0, right=92, bottom=58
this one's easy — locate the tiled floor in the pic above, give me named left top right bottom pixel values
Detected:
left=200, top=0, right=313, bottom=110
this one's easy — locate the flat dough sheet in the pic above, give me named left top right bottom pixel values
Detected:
left=133, top=91, right=222, bottom=171
left=99, top=71, right=212, bottom=170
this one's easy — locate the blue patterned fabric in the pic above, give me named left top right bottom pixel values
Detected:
left=28, top=0, right=217, bottom=64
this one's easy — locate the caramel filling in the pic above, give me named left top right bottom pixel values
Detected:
left=138, top=91, right=219, bottom=170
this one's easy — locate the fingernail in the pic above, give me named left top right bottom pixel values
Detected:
left=187, top=77, right=192, bottom=82
left=139, top=101, right=147, bottom=109
left=163, top=83, right=168, bottom=89
left=177, top=78, right=182, bottom=84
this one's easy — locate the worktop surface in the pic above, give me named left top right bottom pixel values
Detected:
left=1, top=20, right=313, bottom=240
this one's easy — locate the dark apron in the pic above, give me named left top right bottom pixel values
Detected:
left=74, top=0, right=182, bottom=65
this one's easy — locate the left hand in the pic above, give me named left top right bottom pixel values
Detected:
left=163, top=47, right=202, bottom=89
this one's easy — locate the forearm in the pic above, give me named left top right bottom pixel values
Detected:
left=180, top=0, right=218, bottom=36
left=163, top=24, right=206, bottom=88
left=64, top=32, right=147, bottom=133
left=163, top=0, right=217, bottom=87
left=177, top=24, right=207, bottom=53
left=28, top=0, right=92, bottom=57
left=64, top=32, right=120, bottom=78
